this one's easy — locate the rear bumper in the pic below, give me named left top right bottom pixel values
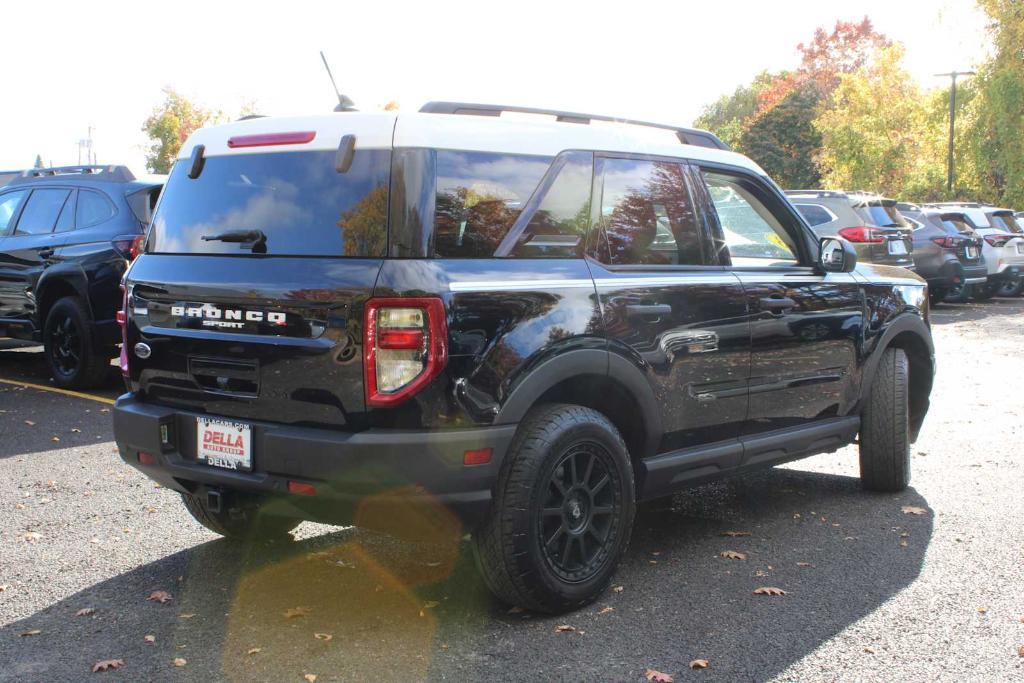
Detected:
left=112, top=393, right=516, bottom=529
left=927, top=260, right=988, bottom=288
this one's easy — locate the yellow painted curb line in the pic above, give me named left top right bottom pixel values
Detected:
left=0, top=377, right=116, bottom=405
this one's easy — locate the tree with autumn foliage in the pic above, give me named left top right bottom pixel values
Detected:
left=142, top=88, right=223, bottom=174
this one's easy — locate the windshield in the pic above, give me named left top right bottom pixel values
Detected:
left=149, top=149, right=391, bottom=256
left=855, top=204, right=909, bottom=228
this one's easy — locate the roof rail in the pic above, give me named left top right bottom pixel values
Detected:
left=927, top=201, right=982, bottom=208
left=11, top=165, right=136, bottom=184
left=418, top=101, right=731, bottom=151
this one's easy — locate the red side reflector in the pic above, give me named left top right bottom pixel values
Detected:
left=377, top=329, right=425, bottom=350
left=227, top=131, right=316, bottom=148
left=287, top=480, right=316, bottom=496
left=463, top=447, right=492, bottom=466
left=138, top=451, right=156, bottom=465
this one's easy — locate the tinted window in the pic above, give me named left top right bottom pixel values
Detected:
left=703, top=171, right=799, bottom=264
left=0, top=190, right=27, bottom=236
left=856, top=204, right=908, bottom=227
left=989, top=213, right=1023, bottom=234
left=794, top=203, right=835, bottom=227
left=941, top=216, right=974, bottom=235
left=434, top=151, right=550, bottom=258
left=150, top=150, right=390, bottom=256
left=597, top=158, right=701, bottom=265
left=16, top=189, right=71, bottom=235
left=55, top=190, right=76, bottom=232
left=511, top=151, right=593, bottom=258
left=75, top=190, right=114, bottom=228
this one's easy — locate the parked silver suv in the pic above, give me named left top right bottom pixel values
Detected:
left=898, top=203, right=987, bottom=303
left=786, top=190, right=914, bottom=269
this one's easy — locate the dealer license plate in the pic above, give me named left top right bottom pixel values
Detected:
left=888, top=240, right=908, bottom=255
left=196, top=418, right=252, bottom=471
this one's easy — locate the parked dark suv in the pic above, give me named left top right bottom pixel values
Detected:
left=897, top=202, right=987, bottom=304
left=0, top=166, right=162, bottom=387
left=112, top=104, right=934, bottom=613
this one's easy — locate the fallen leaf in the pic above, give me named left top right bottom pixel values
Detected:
left=304, top=675, right=317, bottom=683
left=173, top=658, right=187, bottom=667
left=719, top=550, right=747, bottom=560
left=0, top=584, right=11, bottom=592
left=144, top=635, right=155, bottom=644
left=179, top=613, right=195, bottom=619
left=721, top=531, right=751, bottom=537
left=247, top=647, right=261, bottom=655
left=554, top=624, right=576, bottom=633
left=1018, top=645, right=1023, bottom=657
left=977, top=607, right=987, bottom=614
left=598, top=606, right=615, bottom=615
left=901, top=506, right=927, bottom=515
left=645, top=668, right=674, bottom=682
left=314, top=633, right=333, bottom=642
left=75, top=608, right=96, bottom=617
left=864, top=646, right=875, bottom=654
left=612, top=585, right=624, bottom=593
left=283, top=606, right=311, bottom=619
left=689, top=659, right=710, bottom=669
left=92, top=659, right=124, bottom=672
left=20, top=531, right=41, bottom=542
left=796, top=562, right=812, bottom=567
left=507, top=606, right=525, bottom=614
left=147, top=590, right=172, bottom=604
left=19, top=629, right=41, bottom=637
left=24, top=420, right=35, bottom=426
left=754, top=586, right=787, bottom=596
left=71, top=428, right=81, bottom=433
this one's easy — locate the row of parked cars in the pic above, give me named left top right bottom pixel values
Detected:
left=787, top=190, right=1024, bottom=304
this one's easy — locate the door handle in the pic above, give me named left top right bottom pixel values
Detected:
left=626, top=303, right=673, bottom=318
left=760, top=296, right=797, bottom=313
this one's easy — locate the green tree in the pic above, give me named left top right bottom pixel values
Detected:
left=33, top=154, right=44, bottom=169
left=814, top=46, right=945, bottom=198
left=693, top=73, right=773, bottom=149
left=960, top=0, right=1024, bottom=206
left=740, top=85, right=823, bottom=188
left=141, top=88, right=221, bottom=174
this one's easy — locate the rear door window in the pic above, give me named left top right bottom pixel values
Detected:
left=434, top=151, right=550, bottom=257
left=150, top=149, right=390, bottom=257
left=0, top=190, right=27, bottom=236
left=596, top=157, right=702, bottom=266
left=793, top=203, right=835, bottom=227
left=55, top=190, right=76, bottom=232
left=16, top=188, right=71, bottom=235
left=76, top=190, right=115, bottom=228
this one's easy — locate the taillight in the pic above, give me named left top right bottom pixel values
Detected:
left=117, top=284, right=129, bottom=377
left=364, top=298, right=447, bottom=407
left=984, top=234, right=1015, bottom=247
left=837, top=226, right=885, bottom=243
left=112, top=234, right=146, bottom=260
left=931, top=236, right=963, bottom=249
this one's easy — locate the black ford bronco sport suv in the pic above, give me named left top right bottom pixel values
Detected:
left=113, top=103, right=934, bottom=613
left=0, top=165, right=162, bottom=387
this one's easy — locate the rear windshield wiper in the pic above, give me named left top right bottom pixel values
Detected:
left=201, top=229, right=267, bottom=253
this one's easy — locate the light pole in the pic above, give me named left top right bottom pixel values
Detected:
left=935, top=70, right=974, bottom=194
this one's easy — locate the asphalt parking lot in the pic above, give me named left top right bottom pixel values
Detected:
left=1, top=299, right=1022, bottom=683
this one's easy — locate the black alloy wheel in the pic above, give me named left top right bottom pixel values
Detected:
left=48, top=313, right=82, bottom=378
left=540, top=442, right=620, bottom=582
left=995, top=275, right=1023, bottom=297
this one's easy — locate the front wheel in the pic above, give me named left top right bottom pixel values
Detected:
left=859, top=347, right=911, bottom=492
left=944, top=282, right=972, bottom=303
left=43, top=297, right=115, bottom=389
left=473, top=404, right=635, bottom=613
left=971, top=282, right=996, bottom=301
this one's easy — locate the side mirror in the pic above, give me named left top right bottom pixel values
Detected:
left=819, top=237, right=857, bottom=273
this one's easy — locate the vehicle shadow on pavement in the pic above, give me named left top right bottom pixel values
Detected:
left=1, top=467, right=932, bottom=682
left=930, top=296, right=1024, bottom=326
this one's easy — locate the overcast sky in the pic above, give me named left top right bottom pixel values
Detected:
left=0, top=0, right=989, bottom=173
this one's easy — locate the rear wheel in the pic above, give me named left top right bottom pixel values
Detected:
left=43, top=297, right=114, bottom=389
left=180, top=492, right=300, bottom=540
left=928, top=287, right=947, bottom=306
left=473, top=404, right=635, bottom=613
left=859, top=347, right=911, bottom=492
left=971, top=282, right=995, bottom=301
left=944, top=282, right=972, bottom=303
left=994, top=275, right=1023, bottom=297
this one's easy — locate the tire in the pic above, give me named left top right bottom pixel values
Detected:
left=944, top=282, right=972, bottom=304
left=928, top=287, right=947, bottom=306
left=994, top=275, right=1023, bottom=297
left=43, top=297, right=114, bottom=389
left=180, top=492, right=299, bottom=540
left=859, top=347, right=911, bottom=492
left=472, top=403, right=636, bottom=613
left=971, top=282, right=995, bottom=301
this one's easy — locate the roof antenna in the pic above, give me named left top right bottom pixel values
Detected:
left=320, top=51, right=356, bottom=112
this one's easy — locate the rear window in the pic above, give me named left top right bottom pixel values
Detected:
left=127, top=185, right=162, bottom=225
left=855, top=204, right=908, bottom=228
left=989, top=213, right=1023, bottom=234
left=941, top=216, right=974, bottom=234
left=149, top=150, right=390, bottom=257
left=793, top=203, right=835, bottom=227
